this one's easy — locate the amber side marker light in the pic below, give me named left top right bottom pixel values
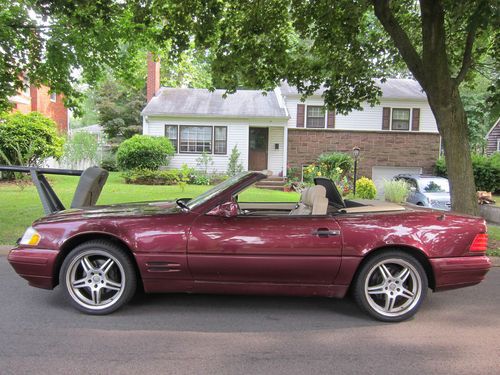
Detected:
left=469, top=233, right=488, bottom=252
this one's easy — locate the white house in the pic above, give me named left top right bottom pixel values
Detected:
left=142, top=58, right=441, bottom=191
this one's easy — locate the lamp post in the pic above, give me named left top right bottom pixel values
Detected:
left=352, top=147, right=360, bottom=197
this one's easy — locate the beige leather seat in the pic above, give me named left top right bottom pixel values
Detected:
left=289, top=185, right=329, bottom=215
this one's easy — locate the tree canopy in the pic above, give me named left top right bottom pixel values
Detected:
left=1, top=0, right=498, bottom=213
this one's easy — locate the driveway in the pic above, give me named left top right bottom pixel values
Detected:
left=0, top=257, right=499, bottom=375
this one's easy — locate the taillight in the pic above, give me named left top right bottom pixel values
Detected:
left=469, top=233, right=488, bottom=252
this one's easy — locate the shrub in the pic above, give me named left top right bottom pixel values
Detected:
left=196, top=151, right=214, bottom=175
left=355, top=177, right=377, bottom=199
left=121, top=169, right=180, bottom=185
left=384, top=179, right=410, bottom=203
left=317, top=152, right=353, bottom=177
left=116, top=135, right=174, bottom=170
left=62, top=132, right=99, bottom=168
left=100, top=153, right=118, bottom=171
left=434, top=154, right=500, bottom=192
left=227, top=145, right=243, bottom=176
left=0, top=111, right=64, bottom=166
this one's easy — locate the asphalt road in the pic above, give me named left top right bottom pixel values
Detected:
left=0, top=257, right=499, bottom=375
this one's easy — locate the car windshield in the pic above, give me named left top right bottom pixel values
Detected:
left=418, top=178, right=449, bottom=193
left=186, top=172, right=251, bottom=209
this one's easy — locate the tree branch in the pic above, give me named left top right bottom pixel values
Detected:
left=454, top=2, right=486, bottom=85
left=371, top=0, right=426, bottom=86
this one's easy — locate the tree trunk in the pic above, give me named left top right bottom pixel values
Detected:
left=426, top=84, right=479, bottom=215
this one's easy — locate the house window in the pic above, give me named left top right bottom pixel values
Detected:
left=165, top=125, right=178, bottom=151
left=497, top=139, right=500, bottom=152
left=306, top=106, right=325, bottom=128
left=214, top=127, right=227, bottom=154
left=391, top=108, right=411, bottom=131
left=179, top=126, right=213, bottom=153
left=50, top=92, right=57, bottom=102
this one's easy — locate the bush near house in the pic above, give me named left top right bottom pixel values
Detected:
left=116, top=135, right=175, bottom=170
left=384, top=179, right=410, bottom=203
left=0, top=112, right=64, bottom=168
left=122, top=169, right=181, bottom=185
left=355, top=177, right=377, bottom=199
left=435, top=154, right=500, bottom=193
left=317, top=152, right=354, bottom=176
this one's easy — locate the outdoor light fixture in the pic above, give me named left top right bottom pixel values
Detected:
left=352, top=147, right=361, bottom=197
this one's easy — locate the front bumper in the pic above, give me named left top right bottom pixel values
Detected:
left=7, top=247, right=59, bottom=289
left=430, top=255, right=491, bottom=291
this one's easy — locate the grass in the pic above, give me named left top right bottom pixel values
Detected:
left=494, top=195, right=500, bottom=207
left=0, top=172, right=299, bottom=245
left=487, top=225, right=500, bottom=256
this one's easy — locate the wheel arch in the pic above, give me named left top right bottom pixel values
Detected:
left=54, top=232, right=142, bottom=289
left=353, top=245, right=435, bottom=290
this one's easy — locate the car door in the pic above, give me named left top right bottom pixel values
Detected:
left=187, top=214, right=342, bottom=285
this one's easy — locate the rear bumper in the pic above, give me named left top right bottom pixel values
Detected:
left=7, top=247, right=59, bottom=289
left=430, top=255, right=491, bottom=291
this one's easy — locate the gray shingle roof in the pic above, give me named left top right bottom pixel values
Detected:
left=280, top=78, right=427, bottom=100
left=141, top=88, right=288, bottom=118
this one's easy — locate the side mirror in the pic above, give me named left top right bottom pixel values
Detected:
left=207, top=201, right=239, bottom=218
left=410, top=186, right=417, bottom=193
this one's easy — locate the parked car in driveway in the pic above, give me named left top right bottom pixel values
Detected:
left=394, top=174, right=451, bottom=211
left=5, top=167, right=491, bottom=322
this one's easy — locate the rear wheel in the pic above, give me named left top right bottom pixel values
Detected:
left=60, top=240, right=137, bottom=315
left=353, top=250, right=428, bottom=322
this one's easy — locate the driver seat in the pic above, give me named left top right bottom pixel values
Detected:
left=289, top=185, right=328, bottom=215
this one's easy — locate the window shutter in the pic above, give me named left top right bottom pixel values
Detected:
left=382, top=107, right=391, bottom=130
left=297, top=104, right=305, bottom=128
left=327, top=110, right=335, bottom=129
left=411, top=108, right=420, bottom=131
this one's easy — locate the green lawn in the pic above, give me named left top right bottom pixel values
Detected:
left=0, top=172, right=299, bottom=245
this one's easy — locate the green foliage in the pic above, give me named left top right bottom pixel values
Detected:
left=95, top=76, right=146, bottom=144
left=317, top=152, right=353, bottom=177
left=121, top=169, right=180, bottom=185
left=116, top=135, right=175, bottom=171
left=62, top=132, right=99, bottom=168
left=435, top=154, right=500, bottom=192
left=227, top=145, right=244, bottom=176
left=100, top=153, right=118, bottom=172
left=196, top=152, right=214, bottom=175
left=355, top=177, right=377, bottom=199
left=384, top=179, right=410, bottom=204
left=0, top=112, right=64, bottom=166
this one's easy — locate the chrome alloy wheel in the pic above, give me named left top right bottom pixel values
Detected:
left=364, top=258, right=422, bottom=318
left=66, top=250, right=126, bottom=311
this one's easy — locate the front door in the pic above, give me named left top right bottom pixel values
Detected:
left=248, top=127, right=268, bottom=170
left=187, top=215, right=342, bottom=285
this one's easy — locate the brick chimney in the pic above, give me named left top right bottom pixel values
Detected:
left=147, top=52, right=160, bottom=102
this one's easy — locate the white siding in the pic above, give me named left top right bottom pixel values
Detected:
left=144, top=116, right=286, bottom=175
left=267, top=127, right=284, bottom=175
left=284, top=96, right=438, bottom=133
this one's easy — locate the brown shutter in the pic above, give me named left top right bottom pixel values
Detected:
left=382, top=107, right=391, bottom=130
left=411, top=108, right=420, bottom=131
left=297, top=104, right=305, bottom=128
left=327, top=110, right=335, bottom=129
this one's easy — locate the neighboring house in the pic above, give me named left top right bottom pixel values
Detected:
left=8, top=76, right=68, bottom=133
left=485, top=118, right=500, bottom=155
left=142, top=58, right=441, bottom=192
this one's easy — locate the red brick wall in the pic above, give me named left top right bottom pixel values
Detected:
left=287, top=129, right=441, bottom=178
left=30, top=86, right=68, bottom=133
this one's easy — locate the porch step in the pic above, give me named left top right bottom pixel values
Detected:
left=255, top=177, right=286, bottom=191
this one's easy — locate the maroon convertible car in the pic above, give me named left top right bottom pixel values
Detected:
left=7, top=168, right=491, bottom=322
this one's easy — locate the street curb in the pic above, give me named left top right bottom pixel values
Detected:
left=0, top=246, right=499, bottom=266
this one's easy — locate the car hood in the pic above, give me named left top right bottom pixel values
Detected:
left=35, top=201, right=182, bottom=224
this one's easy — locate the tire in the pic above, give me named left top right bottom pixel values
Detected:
left=353, top=250, right=428, bottom=322
left=59, top=240, right=137, bottom=315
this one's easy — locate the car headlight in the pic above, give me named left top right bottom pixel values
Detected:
left=19, top=227, right=41, bottom=246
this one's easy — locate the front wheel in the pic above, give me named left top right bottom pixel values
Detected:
left=60, top=240, right=137, bottom=315
left=353, top=251, right=428, bottom=322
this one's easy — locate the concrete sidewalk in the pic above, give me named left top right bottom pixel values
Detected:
left=1, top=244, right=499, bottom=266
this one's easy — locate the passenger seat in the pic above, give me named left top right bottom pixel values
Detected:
left=289, top=185, right=328, bottom=215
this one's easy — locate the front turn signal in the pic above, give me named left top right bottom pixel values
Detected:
left=19, top=227, right=41, bottom=246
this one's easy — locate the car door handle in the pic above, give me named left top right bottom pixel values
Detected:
left=312, top=228, right=341, bottom=238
